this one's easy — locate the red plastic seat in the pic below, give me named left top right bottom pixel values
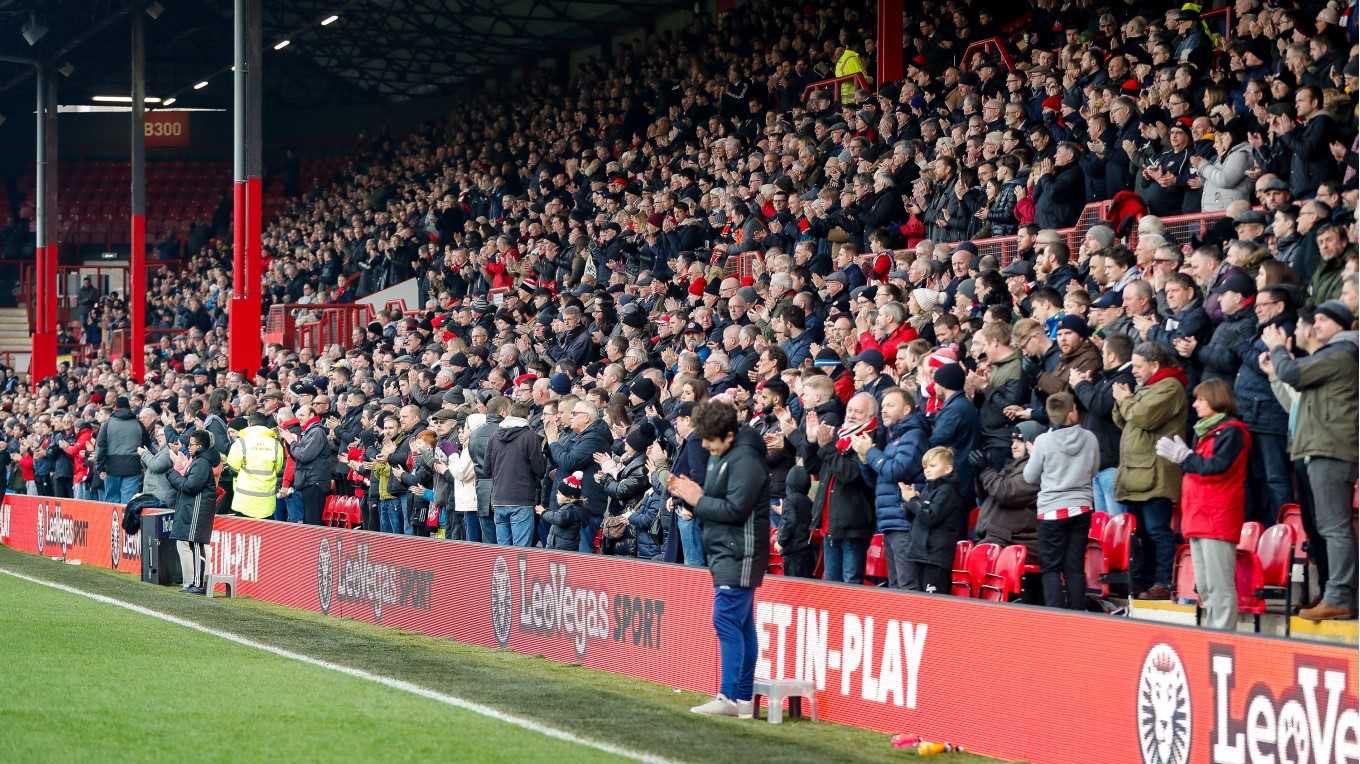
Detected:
left=949, top=540, right=974, bottom=593
left=1238, top=521, right=1263, bottom=552
left=952, top=540, right=973, bottom=571
left=1101, top=513, right=1136, bottom=595
left=322, top=495, right=346, bottom=528
left=979, top=545, right=1027, bottom=602
left=863, top=533, right=887, bottom=584
left=1236, top=549, right=1268, bottom=629
left=1254, top=523, right=1295, bottom=635
left=1172, top=544, right=1198, bottom=605
left=952, top=542, right=1001, bottom=597
left=966, top=506, right=981, bottom=538
left=1088, top=511, right=1109, bottom=542
left=1277, top=503, right=1312, bottom=600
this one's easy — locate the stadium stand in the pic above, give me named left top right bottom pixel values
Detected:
left=1, top=0, right=1357, bottom=633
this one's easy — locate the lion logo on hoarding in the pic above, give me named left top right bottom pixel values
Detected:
left=35, top=505, right=46, bottom=553
left=317, top=538, right=335, bottom=615
left=490, top=556, right=512, bottom=646
left=110, top=509, right=121, bottom=568
left=1138, top=643, right=1191, bottom=764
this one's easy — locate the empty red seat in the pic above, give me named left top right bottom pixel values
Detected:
left=1277, top=503, right=1311, bottom=596
left=1238, top=521, right=1263, bottom=552
left=1254, top=523, right=1295, bottom=635
left=952, top=542, right=1000, bottom=597
left=979, top=545, right=1026, bottom=602
left=1101, top=513, right=1136, bottom=595
left=1172, top=544, right=1198, bottom=605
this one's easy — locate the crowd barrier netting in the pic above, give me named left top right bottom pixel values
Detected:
left=1, top=495, right=1355, bottom=764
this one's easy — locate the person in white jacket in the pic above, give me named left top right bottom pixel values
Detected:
left=446, top=414, right=482, bottom=541
left=1192, top=121, right=1253, bottom=212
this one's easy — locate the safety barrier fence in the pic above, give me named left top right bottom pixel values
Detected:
left=263, top=303, right=371, bottom=352
left=1, top=495, right=1354, bottom=764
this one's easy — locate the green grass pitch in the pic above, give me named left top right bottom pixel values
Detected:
left=0, top=545, right=992, bottom=763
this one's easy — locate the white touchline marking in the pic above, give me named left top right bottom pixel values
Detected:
left=0, top=566, right=676, bottom=764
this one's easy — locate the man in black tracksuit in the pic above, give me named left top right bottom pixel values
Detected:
left=668, top=400, right=769, bottom=717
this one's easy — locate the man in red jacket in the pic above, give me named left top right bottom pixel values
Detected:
left=856, top=302, right=917, bottom=366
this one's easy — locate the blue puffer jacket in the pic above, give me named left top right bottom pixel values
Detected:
left=863, top=410, right=930, bottom=533
left=928, top=392, right=980, bottom=499
left=1234, top=316, right=1294, bottom=436
left=629, top=486, right=668, bottom=561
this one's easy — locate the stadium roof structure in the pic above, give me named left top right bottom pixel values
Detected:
left=0, top=0, right=689, bottom=112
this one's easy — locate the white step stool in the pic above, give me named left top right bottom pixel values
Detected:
left=752, top=679, right=817, bottom=724
left=205, top=574, right=237, bottom=598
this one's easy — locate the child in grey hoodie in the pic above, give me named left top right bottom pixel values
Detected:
left=1023, top=392, right=1100, bottom=609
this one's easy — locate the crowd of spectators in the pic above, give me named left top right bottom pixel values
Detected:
left=1, top=0, right=1358, bottom=625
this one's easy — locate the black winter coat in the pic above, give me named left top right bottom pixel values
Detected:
left=904, top=477, right=968, bottom=570
left=1034, top=164, right=1084, bottom=229
left=1074, top=363, right=1137, bottom=471
left=777, top=466, right=814, bottom=557
left=1277, top=114, right=1339, bottom=199
left=548, top=419, right=613, bottom=517
left=691, top=427, right=770, bottom=588
left=486, top=422, right=546, bottom=506
left=808, top=442, right=876, bottom=541
left=1196, top=308, right=1257, bottom=383
left=540, top=499, right=586, bottom=551
left=1234, top=316, right=1295, bottom=436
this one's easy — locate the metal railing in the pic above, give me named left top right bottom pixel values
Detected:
left=800, top=72, right=874, bottom=102
left=264, top=303, right=369, bottom=352
left=961, top=37, right=1015, bottom=71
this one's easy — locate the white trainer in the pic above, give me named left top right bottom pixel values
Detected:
left=690, top=694, right=740, bottom=716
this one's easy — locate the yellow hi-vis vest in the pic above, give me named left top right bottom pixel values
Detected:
left=225, top=426, right=285, bottom=519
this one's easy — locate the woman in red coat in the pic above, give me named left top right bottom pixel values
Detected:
left=1155, top=379, right=1250, bottom=631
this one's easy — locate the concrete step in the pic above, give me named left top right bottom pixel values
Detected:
left=1129, top=598, right=1357, bottom=645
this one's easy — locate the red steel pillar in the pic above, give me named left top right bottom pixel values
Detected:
left=130, top=11, right=146, bottom=383
left=877, top=0, right=903, bottom=89
left=228, top=0, right=263, bottom=377
left=30, top=66, right=58, bottom=387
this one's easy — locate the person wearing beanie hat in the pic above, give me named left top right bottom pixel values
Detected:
left=1314, top=300, right=1356, bottom=330
left=538, top=471, right=587, bottom=551
left=933, top=363, right=965, bottom=392
left=911, top=288, right=941, bottom=314
left=629, top=376, right=659, bottom=404
left=926, top=361, right=980, bottom=502
left=1057, top=314, right=1092, bottom=339
left=812, top=347, right=843, bottom=370
left=625, top=424, right=656, bottom=455
left=1084, top=224, right=1116, bottom=251
left=1261, top=306, right=1358, bottom=620
left=549, top=372, right=572, bottom=396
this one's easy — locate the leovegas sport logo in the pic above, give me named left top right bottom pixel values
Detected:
left=1138, top=642, right=1360, bottom=764
left=490, top=554, right=666, bottom=659
left=35, top=502, right=89, bottom=556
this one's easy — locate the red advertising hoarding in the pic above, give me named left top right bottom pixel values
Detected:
left=1, top=495, right=1355, bottom=764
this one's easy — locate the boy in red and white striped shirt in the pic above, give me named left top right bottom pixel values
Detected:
left=1022, top=392, right=1100, bottom=610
